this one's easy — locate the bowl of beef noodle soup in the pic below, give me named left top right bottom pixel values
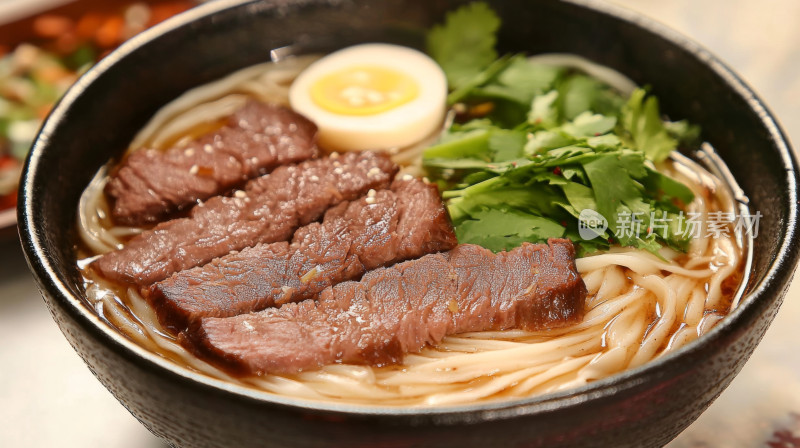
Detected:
left=18, top=0, right=800, bottom=447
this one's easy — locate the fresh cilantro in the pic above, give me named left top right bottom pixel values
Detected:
left=562, top=112, right=617, bottom=137
left=524, top=129, right=574, bottom=156
left=558, top=74, right=625, bottom=120
left=496, top=56, right=564, bottom=100
left=446, top=55, right=514, bottom=105
left=427, top=2, right=501, bottom=89
left=528, top=90, right=559, bottom=128
left=489, top=130, right=526, bottom=162
left=620, top=88, right=678, bottom=163
left=641, top=167, right=694, bottom=206
left=456, top=208, right=565, bottom=252
left=424, top=3, right=699, bottom=255
left=581, top=153, right=646, bottom=245
left=423, top=129, right=491, bottom=161
left=665, top=119, right=701, bottom=146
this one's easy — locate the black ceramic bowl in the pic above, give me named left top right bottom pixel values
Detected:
left=18, top=0, right=800, bottom=447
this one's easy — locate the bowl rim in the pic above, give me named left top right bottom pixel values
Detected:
left=18, top=0, right=800, bottom=420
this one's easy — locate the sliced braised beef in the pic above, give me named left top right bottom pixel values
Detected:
left=184, top=239, right=587, bottom=375
left=148, top=177, right=457, bottom=331
left=93, top=151, right=398, bottom=286
left=106, top=101, right=319, bottom=226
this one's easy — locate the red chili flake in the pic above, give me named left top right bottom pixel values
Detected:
left=560, top=220, right=567, bottom=227
left=534, top=118, right=542, bottom=125
left=553, top=166, right=562, bottom=176
left=594, top=132, right=601, bottom=136
left=608, top=237, right=614, bottom=243
left=647, top=227, right=652, bottom=234
left=511, top=161, right=518, bottom=167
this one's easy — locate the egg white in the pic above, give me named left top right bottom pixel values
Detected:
left=289, top=43, right=447, bottom=152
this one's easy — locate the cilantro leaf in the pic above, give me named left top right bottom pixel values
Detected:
left=447, top=179, right=567, bottom=222
left=489, top=129, right=526, bottom=161
left=427, top=2, right=501, bottom=89
left=558, top=74, right=626, bottom=120
left=456, top=208, right=565, bottom=252
left=424, top=4, right=699, bottom=255
left=620, top=88, right=678, bottom=162
left=560, top=181, right=598, bottom=216
left=642, top=167, right=695, bottom=206
left=581, top=153, right=644, bottom=243
left=528, top=90, right=559, bottom=127
left=562, top=112, right=617, bottom=138
left=586, top=134, right=621, bottom=150
left=524, top=129, right=574, bottom=155
left=665, top=119, right=701, bottom=146
left=446, top=54, right=514, bottom=105
left=495, top=56, right=564, bottom=101
left=423, top=129, right=491, bottom=160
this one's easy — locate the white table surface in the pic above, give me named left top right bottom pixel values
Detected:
left=1, top=0, right=798, bottom=446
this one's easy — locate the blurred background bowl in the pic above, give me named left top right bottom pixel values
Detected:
left=0, top=0, right=196, bottom=236
left=17, top=0, right=800, bottom=447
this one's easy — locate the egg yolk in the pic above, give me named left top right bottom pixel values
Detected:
left=310, top=66, right=419, bottom=116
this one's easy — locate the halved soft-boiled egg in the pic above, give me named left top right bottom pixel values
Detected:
left=289, top=43, right=447, bottom=152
